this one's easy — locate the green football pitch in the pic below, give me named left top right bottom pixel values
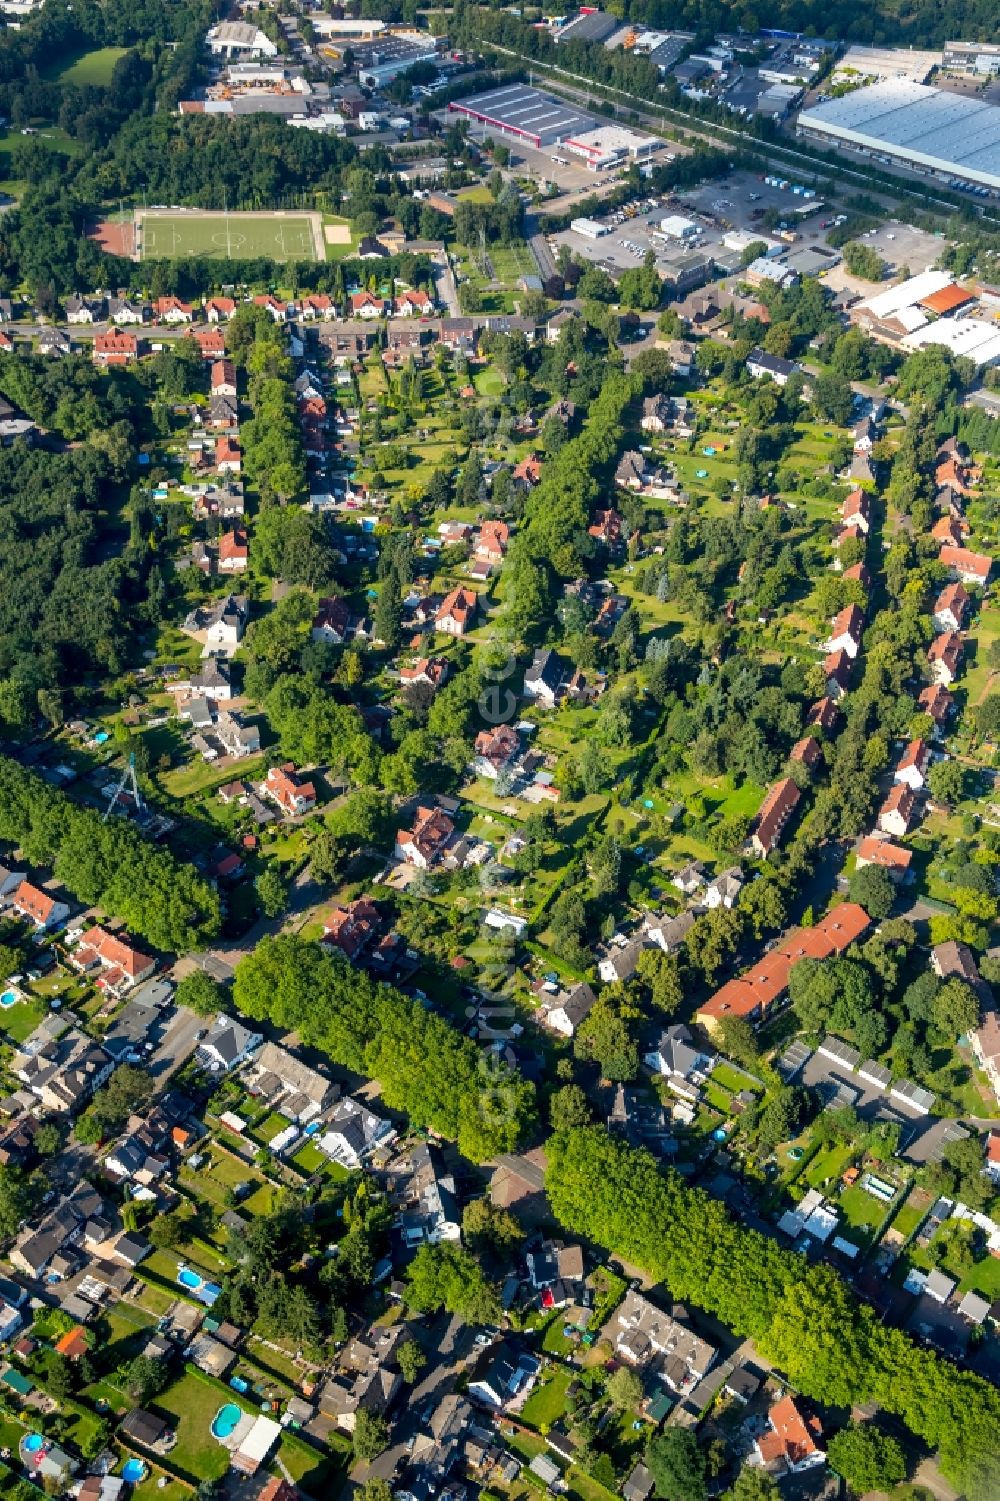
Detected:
left=138, top=211, right=321, bottom=263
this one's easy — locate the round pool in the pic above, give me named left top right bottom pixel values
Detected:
left=23, top=1434, right=44, bottom=1454
left=211, top=1403, right=243, bottom=1441
left=712, top=1127, right=728, bottom=1142
left=0, top=989, right=18, bottom=1008
left=122, top=1458, right=148, bottom=1483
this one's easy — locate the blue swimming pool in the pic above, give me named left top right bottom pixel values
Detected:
left=211, top=1403, right=243, bottom=1441
left=0, top=988, right=19, bottom=1007
left=23, top=1434, right=43, bottom=1454
left=122, top=1458, right=148, bottom=1483
left=177, top=1265, right=222, bottom=1306
left=304, top=1121, right=321, bottom=1136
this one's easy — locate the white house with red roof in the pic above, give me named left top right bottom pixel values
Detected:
left=205, top=297, right=236, bottom=322
left=878, top=783, right=916, bottom=838
left=933, top=581, right=969, bottom=633
left=263, top=764, right=317, bottom=818
left=822, top=603, right=864, bottom=659
left=894, top=739, right=930, bottom=792
left=435, top=586, right=478, bottom=637
left=938, top=544, right=992, bottom=587
left=927, top=631, right=963, bottom=686
left=856, top=836, right=912, bottom=881
left=11, top=880, right=70, bottom=931
left=70, top=926, right=155, bottom=994
left=753, top=1395, right=825, bottom=1475
left=218, top=528, right=249, bottom=573
left=211, top=359, right=237, bottom=397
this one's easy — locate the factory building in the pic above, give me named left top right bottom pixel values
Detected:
left=447, top=84, right=593, bottom=148
left=798, top=80, right=1000, bottom=194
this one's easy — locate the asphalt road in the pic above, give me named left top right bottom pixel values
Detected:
left=147, top=1003, right=205, bottom=1082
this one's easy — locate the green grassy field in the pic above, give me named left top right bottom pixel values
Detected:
left=47, top=46, right=129, bottom=85
left=140, top=211, right=320, bottom=263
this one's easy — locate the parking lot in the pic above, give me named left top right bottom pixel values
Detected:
left=549, top=168, right=840, bottom=276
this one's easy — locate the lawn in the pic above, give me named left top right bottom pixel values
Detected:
left=837, top=1182, right=894, bottom=1242
left=152, top=1368, right=255, bottom=1482
left=0, top=991, right=49, bottom=1043
left=520, top=1365, right=572, bottom=1430
left=278, top=1431, right=351, bottom=1495
left=139, top=210, right=321, bottom=264
left=42, top=46, right=129, bottom=84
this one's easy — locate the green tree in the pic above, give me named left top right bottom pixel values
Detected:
left=722, top=1470, right=779, bottom=1501
left=405, top=1243, right=501, bottom=1325
left=932, top=977, right=980, bottom=1039
left=927, top=759, right=965, bottom=806
left=550, top=1084, right=593, bottom=1131
left=606, top=1364, right=644, bottom=1410
left=123, top=1355, right=169, bottom=1405
left=174, top=969, right=224, bottom=1018
left=255, top=865, right=288, bottom=919
left=353, top=1408, right=390, bottom=1463
left=646, top=1429, right=707, bottom=1501
left=827, top=1424, right=907, bottom=1494
left=397, top=1339, right=427, bottom=1384
left=848, top=864, right=895, bottom=920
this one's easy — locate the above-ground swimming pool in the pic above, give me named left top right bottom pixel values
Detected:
left=0, top=987, right=20, bottom=1008
left=22, top=1434, right=44, bottom=1454
left=211, top=1403, right=243, bottom=1441
left=122, top=1458, right=148, bottom=1483
left=176, top=1265, right=222, bottom=1305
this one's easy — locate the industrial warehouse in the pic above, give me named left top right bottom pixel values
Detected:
left=798, top=79, right=1000, bottom=194
left=447, top=84, right=659, bottom=167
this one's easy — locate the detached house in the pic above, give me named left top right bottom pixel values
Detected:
left=823, top=649, right=853, bottom=701
left=878, top=783, right=916, bottom=838
left=351, top=291, right=388, bottom=319
left=751, top=778, right=800, bottom=859
left=320, top=1096, right=395, bottom=1170
left=754, top=1396, right=825, bottom=1476
left=93, top=329, right=140, bottom=366
left=823, top=603, right=864, bottom=659
left=746, top=348, right=797, bottom=386
left=640, top=394, right=673, bottom=433
left=197, top=1016, right=262, bottom=1072
left=939, top=544, right=992, bottom=587
left=971, top=1011, right=1000, bottom=1106
left=312, top=596, right=352, bottom=645
left=319, top=1325, right=402, bottom=1434
left=933, top=582, right=969, bottom=633
left=70, top=927, right=155, bottom=994
left=211, top=360, right=238, bottom=398
left=919, top=682, right=954, bottom=733
left=644, top=1024, right=715, bottom=1100
left=473, top=724, right=520, bottom=780
left=927, top=631, right=963, bottom=686
left=400, top=657, right=449, bottom=693
left=205, top=297, right=236, bottom=322
left=435, top=586, right=478, bottom=637
left=856, top=836, right=912, bottom=881
left=215, top=436, right=242, bottom=475
left=894, top=739, right=930, bottom=791
left=536, top=981, right=596, bottom=1038
left=523, top=649, right=566, bottom=708
left=154, top=296, right=193, bottom=324
left=841, top=489, right=870, bottom=534
left=218, top=528, right=249, bottom=573
left=395, top=805, right=455, bottom=868
left=322, top=897, right=383, bottom=961
left=263, top=764, right=317, bottom=818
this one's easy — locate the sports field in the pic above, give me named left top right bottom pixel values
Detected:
left=137, top=210, right=323, bottom=263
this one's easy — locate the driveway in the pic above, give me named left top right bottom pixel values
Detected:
left=147, top=1004, right=204, bottom=1082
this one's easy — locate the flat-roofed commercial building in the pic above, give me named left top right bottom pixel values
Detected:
left=448, top=84, right=593, bottom=148
left=798, top=79, right=1000, bottom=192
left=563, top=124, right=659, bottom=169
left=942, top=40, right=1000, bottom=75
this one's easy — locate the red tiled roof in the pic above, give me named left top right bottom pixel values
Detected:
left=939, top=544, right=991, bottom=582
left=857, top=836, right=912, bottom=871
